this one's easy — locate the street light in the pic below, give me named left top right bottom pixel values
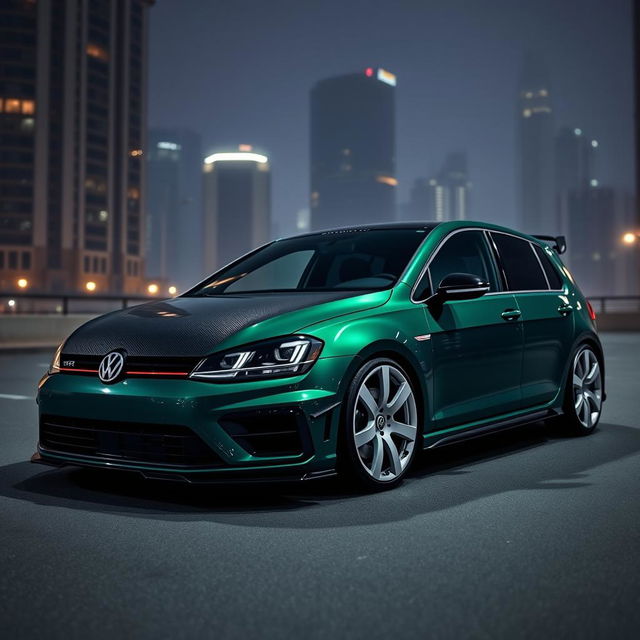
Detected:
left=168, top=286, right=177, bottom=296
left=622, top=231, right=639, bottom=245
left=17, top=278, right=28, bottom=289
left=85, top=281, right=97, bottom=292
left=147, top=283, right=159, bottom=295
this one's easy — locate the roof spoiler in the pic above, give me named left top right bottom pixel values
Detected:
left=533, top=234, right=567, bottom=255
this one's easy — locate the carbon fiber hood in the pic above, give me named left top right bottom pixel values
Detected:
left=62, top=291, right=382, bottom=357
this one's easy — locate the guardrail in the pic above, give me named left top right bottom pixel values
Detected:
left=587, top=296, right=640, bottom=313
left=0, top=292, right=156, bottom=315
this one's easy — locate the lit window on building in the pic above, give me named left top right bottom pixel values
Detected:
left=4, top=99, right=21, bottom=113
left=86, top=44, right=109, bottom=62
left=21, top=100, right=35, bottom=114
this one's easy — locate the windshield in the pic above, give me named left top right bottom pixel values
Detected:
left=186, top=228, right=429, bottom=295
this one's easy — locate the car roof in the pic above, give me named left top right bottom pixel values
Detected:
left=279, top=221, right=441, bottom=240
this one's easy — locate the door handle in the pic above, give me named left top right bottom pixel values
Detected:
left=501, top=309, right=522, bottom=321
left=557, top=303, right=573, bottom=316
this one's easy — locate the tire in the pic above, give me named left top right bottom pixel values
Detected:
left=560, top=344, right=604, bottom=436
left=339, top=357, right=421, bottom=491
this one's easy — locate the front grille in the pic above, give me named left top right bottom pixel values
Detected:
left=219, top=407, right=312, bottom=457
left=40, top=415, right=222, bottom=468
left=59, top=354, right=199, bottom=378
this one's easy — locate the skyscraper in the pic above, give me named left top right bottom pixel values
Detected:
left=518, top=55, right=556, bottom=234
left=310, top=68, right=396, bottom=230
left=564, top=187, right=622, bottom=295
left=202, top=148, right=271, bottom=274
left=556, top=126, right=599, bottom=238
left=405, top=153, right=470, bottom=222
left=146, top=129, right=202, bottom=289
left=0, top=0, right=153, bottom=295
left=555, top=127, right=598, bottom=194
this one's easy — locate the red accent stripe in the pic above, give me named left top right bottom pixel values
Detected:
left=60, top=367, right=98, bottom=373
left=126, top=370, right=189, bottom=376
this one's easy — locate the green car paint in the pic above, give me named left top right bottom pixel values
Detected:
left=35, top=220, right=602, bottom=482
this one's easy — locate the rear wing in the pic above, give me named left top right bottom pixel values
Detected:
left=532, top=235, right=566, bottom=255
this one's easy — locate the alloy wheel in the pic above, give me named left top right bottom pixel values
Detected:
left=572, top=347, right=602, bottom=430
left=352, top=364, right=418, bottom=482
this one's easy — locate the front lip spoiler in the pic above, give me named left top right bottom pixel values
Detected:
left=31, top=450, right=336, bottom=484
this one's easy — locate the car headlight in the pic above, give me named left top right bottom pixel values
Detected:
left=190, top=336, right=323, bottom=382
left=48, top=342, right=64, bottom=375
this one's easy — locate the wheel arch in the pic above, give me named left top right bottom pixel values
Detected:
left=335, top=339, right=429, bottom=438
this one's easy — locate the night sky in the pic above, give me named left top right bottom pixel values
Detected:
left=149, top=0, right=633, bottom=234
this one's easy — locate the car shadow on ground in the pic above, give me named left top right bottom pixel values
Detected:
left=1, top=421, right=639, bottom=528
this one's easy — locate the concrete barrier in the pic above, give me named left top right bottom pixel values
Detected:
left=0, top=314, right=95, bottom=350
left=596, top=313, right=640, bottom=332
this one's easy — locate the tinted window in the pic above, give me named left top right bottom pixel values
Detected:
left=189, top=229, right=429, bottom=295
left=491, top=233, right=548, bottom=291
left=417, top=230, right=499, bottom=299
left=533, top=244, right=563, bottom=289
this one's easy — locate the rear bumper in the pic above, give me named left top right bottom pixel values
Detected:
left=35, top=355, right=352, bottom=481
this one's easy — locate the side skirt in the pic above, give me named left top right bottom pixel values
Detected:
left=424, top=408, right=561, bottom=450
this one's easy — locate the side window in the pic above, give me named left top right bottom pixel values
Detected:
left=491, top=233, right=548, bottom=291
left=415, top=230, right=499, bottom=299
left=533, top=244, right=563, bottom=290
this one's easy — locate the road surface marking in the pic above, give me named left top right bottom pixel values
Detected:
left=0, top=393, right=31, bottom=400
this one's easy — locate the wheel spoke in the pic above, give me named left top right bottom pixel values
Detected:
left=585, top=362, right=599, bottom=384
left=575, top=393, right=584, bottom=412
left=354, top=420, right=376, bottom=448
left=581, top=350, right=589, bottom=377
left=386, top=381, right=411, bottom=415
left=580, top=396, right=590, bottom=427
left=573, top=374, right=582, bottom=388
left=584, top=389, right=600, bottom=412
left=382, top=435, right=402, bottom=476
left=389, top=419, right=417, bottom=440
left=358, top=385, right=379, bottom=417
left=370, top=435, right=384, bottom=478
left=379, top=366, right=391, bottom=406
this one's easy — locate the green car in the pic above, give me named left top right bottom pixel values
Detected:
left=34, top=221, right=605, bottom=490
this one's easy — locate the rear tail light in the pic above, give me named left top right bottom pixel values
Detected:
left=587, top=300, right=597, bottom=321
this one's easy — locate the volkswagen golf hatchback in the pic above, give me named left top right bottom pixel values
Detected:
left=34, top=221, right=605, bottom=490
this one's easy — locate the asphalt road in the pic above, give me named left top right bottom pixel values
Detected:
left=1, top=333, right=639, bottom=639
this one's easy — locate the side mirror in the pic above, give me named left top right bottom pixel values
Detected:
left=428, top=272, right=490, bottom=305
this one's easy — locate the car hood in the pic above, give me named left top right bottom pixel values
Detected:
left=62, top=290, right=390, bottom=357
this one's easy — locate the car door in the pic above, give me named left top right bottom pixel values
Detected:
left=489, top=232, right=574, bottom=408
left=415, top=229, right=523, bottom=429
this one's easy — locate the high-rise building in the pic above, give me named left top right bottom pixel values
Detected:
left=404, top=153, right=470, bottom=222
left=556, top=126, right=599, bottom=238
left=202, top=148, right=271, bottom=274
left=518, top=55, right=556, bottom=234
left=555, top=127, right=598, bottom=194
left=0, top=0, right=153, bottom=295
left=310, top=68, right=396, bottom=230
left=146, top=129, right=202, bottom=290
left=563, top=186, right=627, bottom=295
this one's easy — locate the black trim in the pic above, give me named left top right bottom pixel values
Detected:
left=424, top=409, right=558, bottom=449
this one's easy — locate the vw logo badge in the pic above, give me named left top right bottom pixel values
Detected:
left=98, top=351, right=125, bottom=384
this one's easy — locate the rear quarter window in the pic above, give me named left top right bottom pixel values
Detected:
left=491, top=232, right=548, bottom=291
left=533, top=244, right=564, bottom=290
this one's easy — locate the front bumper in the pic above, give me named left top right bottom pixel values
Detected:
left=35, top=356, right=353, bottom=482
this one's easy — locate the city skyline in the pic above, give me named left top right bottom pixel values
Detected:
left=149, top=0, right=634, bottom=235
